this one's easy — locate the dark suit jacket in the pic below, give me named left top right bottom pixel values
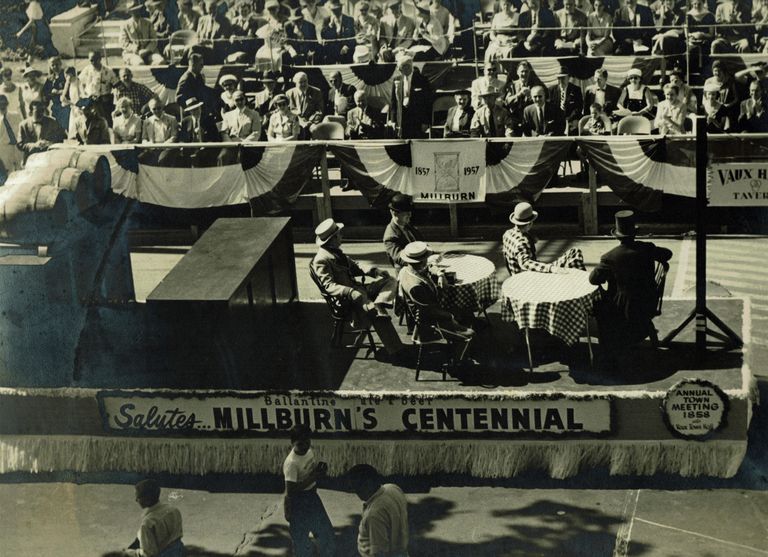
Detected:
left=737, top=98, right=768, bottom=132
left=326, top=82, right=357, bottom=115
left=320, top=14, right=356, bottom=63
left=285, top=19, right=319, bottom=61
left=522, top=103, right=566, bottom=136
left=443, top=105, right=475, bottom=137
left=614, top=4, right=654, bottom=47
left=555, top=7, right=587, bottom=48
left=388, top=68, right=434, bottom=138
left=178, top=114, right=220, bottom=142
left=311, top=246, right=366, bottom=301
left=77, top=116, right=111, bottom=145
left=516, top=8, right=557, bottom=54
left=383, top=220, right=424, bottom=270
left=18, top=116, right=66, bottom=157
left=287, top=85, right=325, bottom=121
left=584, top=84, right=621, bottom=116
left=548, top=82, right=583, bottom=132
left=176, top=70, right=212, bottom=111
left=589, top=240, right=673, bottom=342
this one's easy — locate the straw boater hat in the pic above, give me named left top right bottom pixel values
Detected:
left=627, top=68, right=642, bottom=79
left=401, top=241, right=433, bottom=264
left=273, top=93, right=289, bottom=105
left=219, top=74, right=238, bottom=87
left=265, top=0, right=280, bottom=9
left=126, top=0, right=144, bottom=13
left=22, top=67, right=42, bottom=79
left=184, top=97, right=204, bottom=112
left=315, top=218, right=345, bottom=246
left=353, top=45, right=371, bottom=64
left=389, top=193, right=414, bottom=212
left=612, top=210, right=636, bottom=238
left=509, top=202, right=538, bottom=226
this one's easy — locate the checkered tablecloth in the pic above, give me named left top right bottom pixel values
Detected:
left=433, top=253, right=501, bottom=312
left=500, top=270, right=601, bottom=346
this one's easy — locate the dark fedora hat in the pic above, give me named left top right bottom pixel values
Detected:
left=389, top=193, right=414, bottom=212
left=612, top=210, right=636, bottom=238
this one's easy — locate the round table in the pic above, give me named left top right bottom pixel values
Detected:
left=501, top=269, right=601, bottom=370
left=430, top=253, right=501, bottom=313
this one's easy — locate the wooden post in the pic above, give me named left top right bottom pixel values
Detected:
left=449, top=204, right=459, bottom=237
left=583, top=164, right=599, bottom=235
left=319, top=150, right=333, bottom=223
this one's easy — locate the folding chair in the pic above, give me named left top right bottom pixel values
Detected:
left=309, top=265, right=377, bottom=358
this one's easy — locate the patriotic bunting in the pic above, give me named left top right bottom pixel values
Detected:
left=499, top=56, right=662, bottom=89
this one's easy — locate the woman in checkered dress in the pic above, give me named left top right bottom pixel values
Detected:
left=502, top=202, right=585, bottom=275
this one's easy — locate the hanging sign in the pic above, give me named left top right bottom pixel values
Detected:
left=709, top=163, right=768, bottom=206
left=409, top=140, right=487, bottom=203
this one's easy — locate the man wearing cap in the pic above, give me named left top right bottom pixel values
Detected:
left=321, top=0, right=356, bottom=63
left=548, top=73, right=582, bottom=135
left=470, top=85, right=514, bottom=137
left=554, top=0, right=587, bottom=54
left=18, top=100, right=66, bottom=162
left=444, top=89, right=474, bottom=137
left=589, top=211, right=673, bottom=367
left=78, top=51, right=117, bottom=122
left=326, top=70, right=356, bottom=117
left=383, top=194, right=424, bottom=271
left=346, top=91, right=384, bottom=139
left=380, top=1, right=417, bottom=49
left=113, top=68, right=154, bottom=116
left=287, top=72, right=325, bottom=138
left=398, top=241, right=475, bottom=362
left=583, top=68, right=620, bottom=117
left=0, top=95, right=22, bottom=175
left=502, top=202, right=585, bottom=275
left=121, top=1, right=166, bottom=65
left=73, top=98, right=111, bottom=145
left=285, top=8, right=319, bottom=65
left=219, top=74, right=240, bottom=117
left=311, top=218, right=405, bottom=356
left=254, top=70, right=281, bottom=120
left=180, top=96, right=219, bottom=142
left=388, top=55, right=433, bottom=139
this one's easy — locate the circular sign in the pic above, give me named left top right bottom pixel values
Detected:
left=661, top=379, right=728, bottom=440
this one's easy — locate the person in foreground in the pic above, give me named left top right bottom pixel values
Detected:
left=383, top=194, right=423, bottom=272
left=347, top=463, right=409, bottom=557
left=283, top=424, right=335, bottom=557
left=589, top=210, right=673, bottom=369
left=398, top=241, right=474, bottom=363
left=123, top=479, right=184, bottom=557
left=503, top=202, right=585, bottom=274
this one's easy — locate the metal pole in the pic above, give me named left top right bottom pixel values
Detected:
left=695, top=115, right=707, bottom=352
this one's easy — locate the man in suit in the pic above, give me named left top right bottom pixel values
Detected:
left=321, top=0, right=357, bottom=63
left=443, top=89, right=474, bottom=137
left=73, top=98, right=111, bottom=145
left=554, top=0, right=587, bottom=55
left=285, top=9, right=319, bottom=65
left=218, top=91, right=261, bottom=165
left=383, top=194, right=424, bottom=271
left=121, top=1, right=166, bottom=65
left=737, top=80, right=768, bottom=132
left=548, top=72, right=583, bottom=135
left=287, top=71, right=325, bottom=139
left=613, top=0, right=655, bottom=54
left=380, top=0, right=417, bottom=49
left=515, top=0, right=557, bottom=56
left=470, top=85, right=514, bottom=137
left=326, top=70, right=356, bottom=117
left=387, top=55, right=434, bottom=139
left=398, top=241, right=474, bottom=362
left=584, top=68, right=620, bottom=117
left=176, top=54, right=213, bottom=117
left=589, top=210, right=673, bottom=369
left=346, top=91, right=385, bottom=139
left=522, top=85, right=566, bottom=136
left=142, top=97, right=179, bottom=165
left=196, top=0, right=232, bottom=63
left=312, top=218, right=405, bottom=357
left=18, top=100, right=66, bottom=162
left=178, top=96, right=220, bottom=166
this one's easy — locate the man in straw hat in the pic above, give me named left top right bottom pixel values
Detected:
left=502, top=202, right=585, bottom=275
left=121, top=0, right=166, bottom=65
left=470, top=84, right=514, bottom=137
left=589, top=211, right=672, bottom=368
left=311, top=218, right=405, bottom=356
left=398, top=241, right=475, bottom=363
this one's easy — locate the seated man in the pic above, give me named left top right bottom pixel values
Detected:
left=218, top=91, right=261, bottom=165
left=312, top=218, right=405, bottom=357
left=121, top=1, right=166, bottom=65
left=398, top=241, right=474, bottom=363
left=320, top=0, right=356, bottom=63
left=589, top=211, right=673, bottom=368
left=287, top=72, right=325, bottom=140
left=346, top=91, right=385, bottom=139
left=469, top=85, right=514, bottom=138
left=326, top=70, right=356, bottom=118
left=18, top=100, right=66, bottom=162
left=141, top=97, right=179, bottom=165
left=444, top=89, right=474, bottom=138
left=73, top=98, right=111, bottom=145
left=737, top=80, right=768, bottom=132
left=522, top=85, right=566, bottom=137
left=383, top=194, right=423, bottom=272
left=502, top=202, right=585, bottom=274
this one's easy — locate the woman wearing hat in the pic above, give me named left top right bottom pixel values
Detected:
left=502, top=202, right=585, bottom=275
left=698, top=81, right=730, bottom=132
left=589, top=210, right=673, bottom=368
left=267, top=93, right=300, bottom=141
left=616, top=68, right=655, bottom=120
left=20, top=66, right=45, bottom=121
left=383, top=194, right=424, bottom=271
left=398, top=241, right=474, bottom=363
left=219, top=74, right=240, bottom=117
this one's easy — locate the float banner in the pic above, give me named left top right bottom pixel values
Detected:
left=97, top=391, right=612, bottom=437
left=409, top=140, right=487, bottom=203
left=709, top=163, right=768, bottom=206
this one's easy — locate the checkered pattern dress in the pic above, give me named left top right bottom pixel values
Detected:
left=502, top=227, right=586, bottom=275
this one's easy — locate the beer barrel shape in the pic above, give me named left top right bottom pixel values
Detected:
left=50, top=167, right=98, bottom=214
left=25, top=149, right=111, bottom=200
left=0, top=183, right=74, bottom=240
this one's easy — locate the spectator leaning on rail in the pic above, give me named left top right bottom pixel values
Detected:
left=121, top=1, right=166, bottom=66
left=122, top=479, right=185, bottom=557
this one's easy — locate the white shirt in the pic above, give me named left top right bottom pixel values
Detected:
left=78, top=64, right=117, bottom=98
left=282, top=447, right=317, bottom=491
left=126, top=503, right=183, bottom=557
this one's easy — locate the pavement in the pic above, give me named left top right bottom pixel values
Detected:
left=2, top=235, right=768, bottom=556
